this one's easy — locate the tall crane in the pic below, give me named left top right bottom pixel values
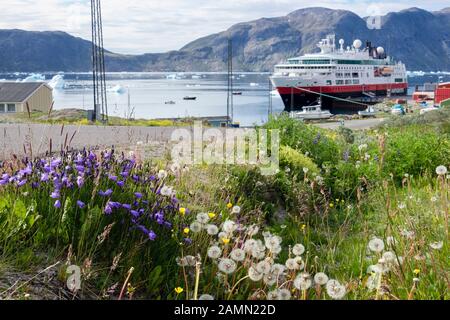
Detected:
left=90, top=0, right=108, bottom=122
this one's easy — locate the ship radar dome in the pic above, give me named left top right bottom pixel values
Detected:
left=339, top=39, right=345, bottom=45
left=353, top=39, right=362, bottom=49
left=377, top=47, right=385, bottom=55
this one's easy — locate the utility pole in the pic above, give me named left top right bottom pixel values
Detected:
left=91, top=0, right=108, bottom=123
left=227, top=38, right=234, bottom=126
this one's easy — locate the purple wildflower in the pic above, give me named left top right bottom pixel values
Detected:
left=41, top=173, right=49, bottom=182
left=17, top=179, right=27, bottom=187
left=122, top=204, right=132, bottom=210
left=109, top=175, right=118, bottom=182
left=51, top=191, right=60, bottom=199
left=148, top=230, right=157, bottom=241
left=76, top=176, right=84, bottom=188
left=104, top=203, right=113, bottom=215
left=117, top=181, right=125, bottom=188
left=77, top=201, right=86, bottom=209
left=134, top=192, right=143, bottom=199
left=99, top=189, right=113, bottom=197
left=54, top=200, right=61, bottom=209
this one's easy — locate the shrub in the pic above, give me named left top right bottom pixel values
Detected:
left=279, top=145, right=320, bottom=177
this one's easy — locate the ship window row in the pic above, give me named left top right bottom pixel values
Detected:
left=335, top=80, right=360, bottom=85
left=276, top=66, right=333, bottom=70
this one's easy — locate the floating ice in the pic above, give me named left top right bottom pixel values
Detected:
left=22, top=73, right=46, bottom=82
left=48, top=75, right=65, bottom=90
left=108, top=85, right=126, bottom=94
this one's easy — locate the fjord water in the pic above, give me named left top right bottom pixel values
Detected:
left=1, top=72, right=449, bottom=126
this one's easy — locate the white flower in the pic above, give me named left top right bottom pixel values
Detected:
left=206, top=224, right=219, bottom=236
left=161, top=186, right=176, bottom=197
left=271, top=264, right=286, bottom=276
left=368, top=238, right=385, bottom=253
left=244, top=239, right=257, bottom=253
left=277, top=288, right=291, bottom=300
left=436, top=165, right=448, bottom=176
left=429, top=241, right=443, bottom=250
left=248, top=267, right=263, bottom=282
left=252, top=249, right=266, bottom=260
left=185, top=255, right=197, bottom=266
left=294, top=273, right=312, bottom=290
left=218, top=258, right=237, bottom=274
left=366, top=273, right=382, bottom=291
left=303, top=167, right=309, bottom=174
left=190, top=221, right=203, bottom=233
left=267, top=290, right=279, bottom=300
left=326, top=280, right=346, bottom=300
left=256, top=261, right=272, bottom=274
left=158, top=170, right=167, bottom=179
left=222, top=220, right=237, bottom=233
left=269, top=245, right=282, bottom=255
left=285, top=258, right=300, bottom=270
left=196, top=212, right=210, bottom=224
left=367, top=264, right=382, bottom=274
left=176, top=257, right=188, bottom=267
left=265, top=235, right=282, bottom=251
left=382, top=251, right=397, bottom=263
left=207, top=246, right=222, bottom=259
left=292, top=244, right=305, bottom=256
left=314, top=273, right=329, bottom=286
left=431, top=196, right=438, bottom=202
left=199, top=294, right=214, bottom=300
left=231, top=206, right=241, bottom=214
left=263, top=273, right=277, bottom=286
left=358, top=144, right=368, bottom=151
left=230, top=249, right=246, bottom=262
left=398, top=202, right=406, bottom=210
left=246, top=225, right=259, bottom=237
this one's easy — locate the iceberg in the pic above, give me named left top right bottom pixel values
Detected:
left=22, top=73, right=46, bottom=82
left=48, top=75, right=65, bottom=90
left=108, top=85, right=126, bottom=94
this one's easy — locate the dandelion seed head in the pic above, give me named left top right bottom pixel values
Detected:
left=294, top=273, right=312, bottom=290
left=429, top=241, right=443, bottom=250
left=190, top=221, right=203, bottom=233
left=230, top=249, right=246, bottom=262
left=248, top=266, right=264, bottom=282
left=218, top=258, right=237, bottom=274
left=199, top=294, right=214, bottom=300
left=196, top=212, right=210, bottom=224
left=206, top=224, right=219, bottom=236
left=436, top=165, right=448, bottom=176
left=326, top=280, right=346, bottom=300
left=256, top=260, right=272, bottom=275
left=222, top=220, right=237, bottom=234
left=314, top=272, right=329, bottom=286
left=207, top=246, right=222, bottom=259
left=368, top=238, right=385, bottom=253
left=292, top=243, right=305, bottom=256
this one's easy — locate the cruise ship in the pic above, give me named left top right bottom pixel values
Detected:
left=270, top=35, right=408, bottom=113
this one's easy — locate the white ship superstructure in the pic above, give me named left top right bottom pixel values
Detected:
left=270, top=35, right=408, bottom=112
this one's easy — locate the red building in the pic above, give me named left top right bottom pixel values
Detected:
left=435, top=82, right=450, bottom=105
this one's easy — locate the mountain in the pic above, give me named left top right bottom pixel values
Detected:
left=0, top=7, right=449, bottom=72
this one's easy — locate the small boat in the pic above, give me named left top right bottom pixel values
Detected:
left=183, top=96, right=197, bottom=101
left=420, top=106, right=439, bottom=115
left=290, top=104, right=333, bottom=120
left=232, top=92, right=243, bottom=96
left=358, top=106, right=377, bottom=118
left=165, top=101, right=176, bottom=105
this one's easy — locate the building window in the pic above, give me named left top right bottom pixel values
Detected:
left=326, top=80, right=332, bottom=85
left=345, top=80, right=352, bottom=84
left=352, top=72, right=359, bottom=78
left=7, top=104, right=16, bottom=112
left=0, top=104, right=5, bottom=113
left=353, top=80, right=360, bottom=84
left=336, top=80, right=344, bottom=85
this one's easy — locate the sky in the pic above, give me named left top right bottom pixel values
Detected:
left=0, top=0, right=448, bottom=54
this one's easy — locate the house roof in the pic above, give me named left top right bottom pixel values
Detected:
left=0, top=82, right=50, bottom=103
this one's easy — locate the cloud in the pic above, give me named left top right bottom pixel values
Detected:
left=0, top=0, right=448, bottom=54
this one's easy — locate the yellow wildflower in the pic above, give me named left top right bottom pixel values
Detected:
left=208, top=212, right=216, bottom=219
left=301, top=224, right=307, bottom=231
left=174, top=287, right=184, bottom=294
left=179, top=207, right=186, bottom=216
left=413, top=269, right=420, bottom=275
left=183, top=227, right=190, bottom=235
left=227, top=203, right=233, bottom=209
left=222, top=238, right=231, bottom=245
left=329, top=203, right=334, bottom=208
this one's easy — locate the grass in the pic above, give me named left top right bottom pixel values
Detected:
left=0, top=114, right=448, bottom=300
left=0, top=109, right=198, bottom=127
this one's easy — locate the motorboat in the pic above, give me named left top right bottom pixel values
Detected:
left=290, top=104, right=333, bottom=120
left=391, top=104, right=405, bottom=115
left=420, top=106, right=439, bottom=115
left=358, top=106, right=377, bottom=118
left=165, top=101, right=176, bottom=105
left=183, top=96, right=197, bottom=101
